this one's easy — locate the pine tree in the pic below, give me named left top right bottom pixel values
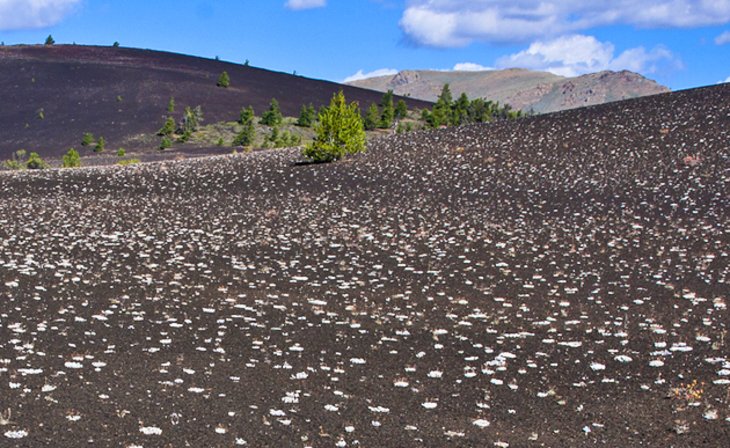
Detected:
left=217, top=71, right=230, bottom=88
left=167, top=97, right=176, bottom=113
left=239, top=106, right=255, bottom=125
left=453, top=92, right=471, bottom=126
left=429, top=84, right=454, bottom=127
left=81, top=132, right=95, bottom=146
left=160, top=137, right=172, bottom=149
left=26, top=152, right=48, bottom=169
left=234, top=118, right=256, bottom=147
left=302, top=90, right=365, bottom=163
left=158, top=116, right=176, bottom=136
left=364, top=103, right=380, bottom=131
left=395, top=99, right=408, bottom=120
left=260, top=99, right=283, bottom=126
left=62, top=148, right=81, bottom=168
left=379, top=90, right=395, bottom=129
left=45, top=35, right=55, bottom=45
left=95, top=137, right=106, bottom=152
left=180, top=106, right=203, bottom=134
left=296, top=104, right=316, bottom=127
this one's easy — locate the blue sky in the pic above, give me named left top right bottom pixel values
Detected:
left=1, top=0, right=729, bottom=90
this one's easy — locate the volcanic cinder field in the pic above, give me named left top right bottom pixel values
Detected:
left=0, top=83, right=728, bottom=447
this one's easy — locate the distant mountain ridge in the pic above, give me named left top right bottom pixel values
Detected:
left=347, top=68, right=670, bottom=114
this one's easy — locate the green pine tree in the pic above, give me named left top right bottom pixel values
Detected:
left=94, top=137, right=106, bottom=153
left=302, top=90, right=365, bottom=163
left=81, top=132, right=95, bottom=146
left=239, top=106, right=255, bottom=125
left=217, top=71, right=230, bottom=88
left=26, top=152, right=48, bottom=169
left=379, top=90, right=395, bottom=129
left=62, top=148, right=81, bottom=168
left=296, top=104, right=316, bottom=127
left=395, top=99, right=408, bottom=120
left=364, top=103, right=380, bottom=131
left=158, top=116, right=176, bottom=136
left=260, top=99, right=283, bottom=126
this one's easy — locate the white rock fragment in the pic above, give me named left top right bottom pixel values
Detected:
left=590, top=362, right=606, bottom=371
left=139, top=426, right=162, bottom=435
left=473, top=419, right=490, bottom=428
left=4, top=430, right=28, bottom=439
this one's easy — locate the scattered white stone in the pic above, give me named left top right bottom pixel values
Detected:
left=590, top=362, right=606, bottom=371
left=473, top=419, right=490, bottom=428
left=139, top=426, right=162, bottom=435
left=64, top=361, right=83, bottom=369
left=4, top=430, right=28, bottom=439
left=421, top=401, right=438, bottom=409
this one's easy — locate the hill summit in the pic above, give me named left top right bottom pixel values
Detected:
left=347, top=68, right=670, bottom=114
left=0, top=45, right=429, bottom=157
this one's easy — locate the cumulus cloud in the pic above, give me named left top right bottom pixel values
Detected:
left=0, top=0, right=80, bottom=30
left=400, top=0, right=730, bottom=46
left=343, top=68, right=399, bottom=83
left=452, top=62, right=493, bottom=71
left=496, top=34, right=678, bottom=77
left=716, top=31, right=730, bottom=44
left=285, top=0, right=326, bottom=10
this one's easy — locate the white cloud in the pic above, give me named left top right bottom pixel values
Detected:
left=343, top=68, right=399, bottom=83
left=0, top=0, right=80, bottom=30
left=496, top=34, right=678, bottom=77
left=400, top=1, right=730, bottom=46
left=285, top=0, right=326, bottom=10
left=716, top=30, right=730, bottom=44
left=452, top=62, right=493, bottom=71
left=725, top=76, right=730, bottom=83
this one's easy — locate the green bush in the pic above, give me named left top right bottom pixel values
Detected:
left=158, top=116, right=176, bottom=136
left=81, top=132, right=95, bottom=146
left=26, top=152, right=48, bottom=170
left=379, top=90, right=395, bottom=129
left=62, top=148, right=81, bottom=168
left=3, top=149, right=27, bottom=170
left=116, top=148, right=126, bottom=157
left=160, top=137, right=172, bottom=150
left=217, top=71, right=230, bottom=88
left=302, top=90, right=365, bottom=163
left=260, top=99, right=283, bottom=127
left=296, top=104, right=316, bottom=127
left=94, top=137, right=106, bottom=153
left=364, top=103, right=380, bottom=131
left=117, top=158, right=141, bottom=166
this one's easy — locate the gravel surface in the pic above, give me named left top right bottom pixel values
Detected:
left=0, top=84, right=728, bottom=447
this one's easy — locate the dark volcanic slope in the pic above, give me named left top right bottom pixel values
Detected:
left=0, top=85, right=728, bottom=447
left=0, top=45, right=430, bottom=157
